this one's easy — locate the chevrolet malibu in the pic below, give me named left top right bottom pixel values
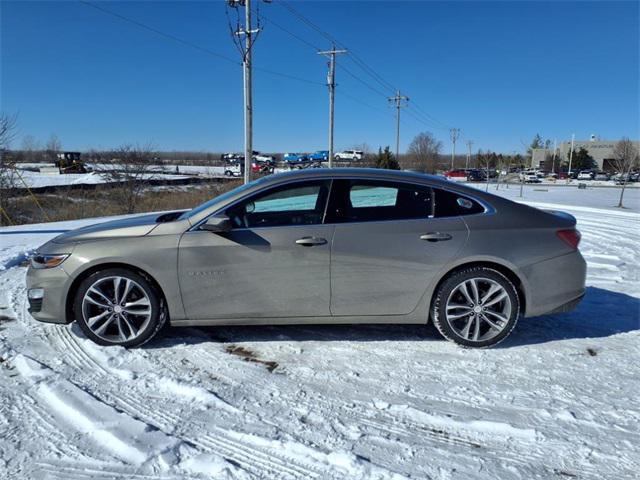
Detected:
left=27, top=169, right=586, bottom=348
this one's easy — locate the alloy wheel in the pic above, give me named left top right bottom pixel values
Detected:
left=445, top=277, right=512, bottom=343
left=81, top=276, right=152, bottom=343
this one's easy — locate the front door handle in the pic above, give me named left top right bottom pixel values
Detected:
left=420, top=232, right=452, bottom=242
left=295, top=236, right=327, bottom=247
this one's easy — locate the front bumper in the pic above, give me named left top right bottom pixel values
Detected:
left=26, top=264, right=73, bottom=324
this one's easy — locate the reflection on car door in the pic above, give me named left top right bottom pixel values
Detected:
left=178, top=180, right=334, bottom=320
left=328, top=180, right=469, bottom=316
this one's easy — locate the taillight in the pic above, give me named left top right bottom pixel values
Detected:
left=557, top=229, right=581, bottom=249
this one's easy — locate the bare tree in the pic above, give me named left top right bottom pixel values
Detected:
left=0, top=113, right=19, bottom=149
left=21, top=135, right=42, bottom=163
left=612, top=138, right=639, bottom=208
left=45, top=134, right=62, bottom=163
left=98, top=143, right=159, bottom=214
left=407, top=132, right=443, bottom=173
left=0, top=113, right=20, bottom=225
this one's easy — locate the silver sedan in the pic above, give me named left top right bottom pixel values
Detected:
left=26, top=168, right=586, bottom=348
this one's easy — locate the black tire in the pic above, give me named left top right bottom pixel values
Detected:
left=73, top=268, right=167, bottom=348
left=432, top=267, right=520, bottom=348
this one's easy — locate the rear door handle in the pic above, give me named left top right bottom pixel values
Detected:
left=420, top=232, right=452, bottom=242
left=295, top=236, right=327, bottom=247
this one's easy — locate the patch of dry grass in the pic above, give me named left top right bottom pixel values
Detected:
left=3, top=180, right=241, bottom=225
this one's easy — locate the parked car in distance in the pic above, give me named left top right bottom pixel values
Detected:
left=221, top=153, right=243, bottom=163
left=334, top=150, right=363, bottom=161
left=466, top=169, right=487, bottom=182
left=251, top=159, right=275, bottom=174
left=444, top=169, right=469, bottom=181
left=223, top=162, right=243, bottom=177
left=253, top=151, right=275, bottom=163
left=27, top=168, right=587, bottom=349
left=613, top=172, right=639, bottom=184
left=519, top=170, right=541, bottom=183
left=577, top=170, right=594, bottom=181
left=593, top=172, right=610, bottom=181
left=284, top=153, right=308, bottom=163
left=308, top=150, right=329, bottom=162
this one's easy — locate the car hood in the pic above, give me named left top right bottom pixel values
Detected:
left=51, top=213, right=161, bottom=244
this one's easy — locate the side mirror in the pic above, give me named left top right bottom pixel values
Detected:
left=201, top=214, right=232, bottom=233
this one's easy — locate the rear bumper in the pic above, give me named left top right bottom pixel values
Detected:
left=522, top=250, right=587, bottom=318
left=546, top=293, right=585, bottom=315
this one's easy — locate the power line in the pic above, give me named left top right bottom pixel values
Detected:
left=252, top=7, right=322, bottom=52
left=404, top=107, right=449, bottom=131
left=278, top=1, right=397, bottom=95
left=276, top=0, right=453, bottom=134
left=335, top=90, right=392, bottom=116
left=337, top=64, right=390, bottom=100
left=79, top=0, right=238, bottom=64
left=78, top=0, right=322, bottom=87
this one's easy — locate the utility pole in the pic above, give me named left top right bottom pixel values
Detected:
left=388, top=90, right=409, bottom=160
left=567, top=133, right=575, bottom=184
left=450, top=128, right=461, bottom=169
left=318, top=45, right=347, bottom=168
left=465, top=140, right=473, bottom=170
left=229, top=0, right=262, bottom=184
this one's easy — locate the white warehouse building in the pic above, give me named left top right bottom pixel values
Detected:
left=531, top=137, right=640, bottom=171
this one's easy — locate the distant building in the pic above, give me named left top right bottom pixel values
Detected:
left=531, top=138, right=640, bottom=171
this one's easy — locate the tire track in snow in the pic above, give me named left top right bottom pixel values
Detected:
left=34, top=461, right=201, bottom=480
left=41, top=327, right=334, bottom=480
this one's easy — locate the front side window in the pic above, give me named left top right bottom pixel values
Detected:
left=328, top=180, right=433, bottom=223
left=226, top=180, right=330, bottom=228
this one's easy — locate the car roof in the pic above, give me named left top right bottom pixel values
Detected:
left=261, top=167, right=448, bottom=186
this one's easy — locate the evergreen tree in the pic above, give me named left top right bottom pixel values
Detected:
left=569, top=147, right=596, bottom=171
left=375, top=146, right=400, bottom=170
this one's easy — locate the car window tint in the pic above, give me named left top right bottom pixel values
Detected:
left=253, top=186, right=319, bottom=212
left=433, top=188, right=485, bottom=217
left=350, top=185, right=397, bottom=207
left=339, top=181, right=433, bottom=222
left=226, top=181, right=330, bottom=228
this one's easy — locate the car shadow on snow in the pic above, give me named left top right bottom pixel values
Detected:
left=500, top=286, right=640, bottom=347
left=146, top=287, right=639, bottom=349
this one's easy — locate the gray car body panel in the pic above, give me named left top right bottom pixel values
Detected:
left=26, top=168, right=586, bottom=327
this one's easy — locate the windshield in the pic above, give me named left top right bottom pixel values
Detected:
left=178, top=177, right=266, bottom=221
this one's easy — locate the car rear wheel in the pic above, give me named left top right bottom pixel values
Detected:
left=73, top=268, right=166, bottom=347
left=432, top=267, right=520, bottom=348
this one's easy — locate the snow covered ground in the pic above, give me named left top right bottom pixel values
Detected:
left=6, top=169, right=193, bottom=189
left=1, top=187, right=639, bottom=479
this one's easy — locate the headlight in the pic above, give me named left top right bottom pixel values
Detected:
left=30, top=254, right=70, bottom=269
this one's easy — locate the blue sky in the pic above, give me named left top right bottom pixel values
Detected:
left=1, top=1, right=638, bottom=154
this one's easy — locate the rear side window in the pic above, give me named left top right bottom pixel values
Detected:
left=329, top=180, right=433, bottom=222
left=433, top=188, right=485, bottom=217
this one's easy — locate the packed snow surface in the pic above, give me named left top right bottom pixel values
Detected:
left=0, top=186, right=639, bottom=479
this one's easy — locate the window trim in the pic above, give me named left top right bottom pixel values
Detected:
left=188, top=175, right=494, bottom=232
left=327, top=178, right=436, bottom=224
left=190, top=178, right=333, bottom=232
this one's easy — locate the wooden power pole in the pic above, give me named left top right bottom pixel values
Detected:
left=388, top=90, right=409, bottom=160
left=318, top=45, right=347, bottom=168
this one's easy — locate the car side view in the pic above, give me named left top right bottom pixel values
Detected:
left=26, top=169, right=587, bottom=348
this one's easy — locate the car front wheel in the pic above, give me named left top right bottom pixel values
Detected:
left=432, top=267, right=520, bottom=348
left=73, top=268, right=166, bottom=347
